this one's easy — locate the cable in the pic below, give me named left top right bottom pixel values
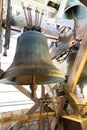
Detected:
left=0, top=102, right=34, bottom=107
left=0, top=99, right=33, bottom=104
left=0, top=91, right=19, bottom=93
left=0, top=95, right=86, bottom=107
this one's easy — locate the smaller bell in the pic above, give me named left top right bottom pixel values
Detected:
left=62, top=0, right=87, bottom=19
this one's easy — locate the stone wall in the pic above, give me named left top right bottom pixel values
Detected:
left=0, top=109, right=27, bottom=130
left=0, top=109, right=53, bottom=130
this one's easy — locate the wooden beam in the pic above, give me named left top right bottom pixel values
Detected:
left=45, top=84, right=58, bottom=116
left=9, top=86, right=39, bottom=129
left=65, top=88, right=81, bottom=114
left=0, top=0, right=3, bottom=59
left=0, top=0, right=2, bottom=22
left=0, top=69, right=4, bottom=76
left=14, top=85, right=38, bottom=102
left=67, top=32, right=87, bottom=92
left=0, top=112, right=55, bottom=123
left=64, top=32, right=87, bottom=115
left=80, top=0, right=87, bottom=7
left=50, top=20, right=87, bottom=60
left=40, top=85, right=45, bottom=130
left=45, top=84, right=65, bottom=130
left=81, top=105, right=87, bottom=116
left=51, top=28, right=86, bottom=60
left=44, top=34, right=58, bottom=41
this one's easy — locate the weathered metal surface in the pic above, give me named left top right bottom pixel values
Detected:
left=0, top=31, right=65, bottom=85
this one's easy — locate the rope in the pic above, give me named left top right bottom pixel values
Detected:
left=73, top=18, right=77, bottom=39
left=39, top=9, right=44, bottom=27
left=21, top=3, right=44, bottom=32
left=38, top=100, right=43, bottom=130
left=35, top=7, right=39, bottom=27
left=27, top=6, right=32, bottom=28
left=51, top=98, right=58, bottom=120
left=21, top=2, right=29, bottom=27
left=45, top=105, right=51, bottom=130
left=3, top=0, right=11, bottom=56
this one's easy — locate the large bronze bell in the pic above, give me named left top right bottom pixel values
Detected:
left=62, top=0, right=87, bottom=19
left=0, top=31, right=65, bottom=86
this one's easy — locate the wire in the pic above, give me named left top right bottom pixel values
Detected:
left=0, top=91, right=19, bottom=93
left=0, top=102, right=34, bottom=107
left=0, top=100, right=34, bottom=104
left=0, top=100, right=86, bottom=109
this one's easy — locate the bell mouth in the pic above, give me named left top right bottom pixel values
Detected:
left=0, top=74, right=65, bottom=85
left=0, top=61, right=65, bottom=85
left=63, top=5, right=87, bottom=19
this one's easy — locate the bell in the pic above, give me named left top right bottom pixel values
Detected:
left=62, top=0, right=87, bottom=19
left=0, top=31, right=65, bottom=86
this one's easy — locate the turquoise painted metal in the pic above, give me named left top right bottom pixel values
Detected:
left=0, top=31, right=65, bottom=85
left=62, top=0, right=87, bottom=19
